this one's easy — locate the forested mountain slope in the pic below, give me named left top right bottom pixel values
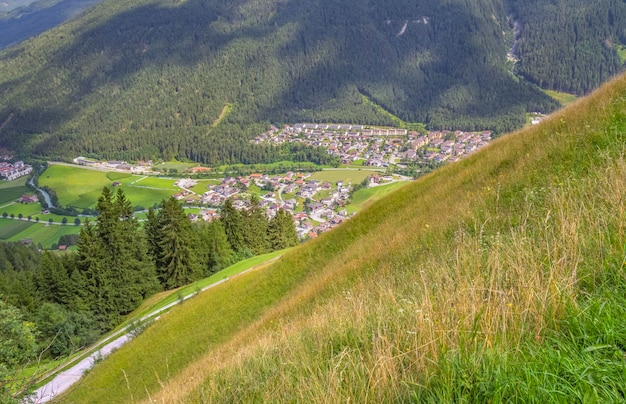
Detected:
left=0, top=0, right=623, bottom=164
left=0, top=0, right=103, bottom=51
left=509, top=0, right=626, bottom=94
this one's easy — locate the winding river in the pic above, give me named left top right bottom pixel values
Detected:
left=28, top=177, right=55, bottom=208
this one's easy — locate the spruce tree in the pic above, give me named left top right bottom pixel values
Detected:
left=155, top=198, right=201, bottom=289
left=74, top=188, right=159, bottom=330
left=197, top=220, right=234, bottom=276
left=220, top=198, right=245, bottom=252
left=267, top=209, right=298, bottom=250
left=243, top=194, right=269, bottom=255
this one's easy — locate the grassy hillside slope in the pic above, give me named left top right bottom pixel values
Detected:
left=61, top=73, right=625, bottom=402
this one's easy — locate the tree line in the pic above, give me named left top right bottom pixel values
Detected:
left=0, top=187, right=297, bottom=400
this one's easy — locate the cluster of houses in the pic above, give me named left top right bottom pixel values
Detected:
left=252, top=124, right=493, bottom=167
left=401, top=130, right=493, bottom=164
left=0, top=161, right=33, bottom=181
left=172, top=171, right=355, bottom=239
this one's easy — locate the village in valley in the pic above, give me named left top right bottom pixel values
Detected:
left=0, top=123, right=495, bottom=246
left=71, top=123, right=494, bottom=239
left=168, top=123, right=494, bottom=239
left=252, top=123, right=493, bottom=167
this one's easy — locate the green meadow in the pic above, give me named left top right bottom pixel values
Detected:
left=153, top=161, right=198, bottom=172
left=39, top=165, right=179, bottom=209
left=309, top=168, right=378, bottom=184
left=346, top=181, right=409, bottom=213
left=0, top=219, right=81, bottom=248
left=544, top=89, right=578, bottom=106
left=0, top=177, right=30, bottom=205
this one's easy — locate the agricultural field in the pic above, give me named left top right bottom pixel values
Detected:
left=0, top=220, right=34, bottom=239
left=153, top=161, right=198, bottom=173
left=39, top=165, right=113, bottom=208
left=1, top=202, right=81, bottom=224
left=309, top=168, right=379, bottom=184
left=39, top=165, right=180, bottom=209
left=128, top=176, right=178, bottom=190
left=189, top=179, right=220, bottom=195
left=0, top=177, right=30, bottom=205
left=0, top=218, right=81, bottom=248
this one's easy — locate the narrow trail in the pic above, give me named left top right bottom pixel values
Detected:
left=28, top=255, right=282, bottom=403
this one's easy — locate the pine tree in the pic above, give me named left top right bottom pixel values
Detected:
left=267, top=209, right=298, bottom=250
left=243, top=194, right=269, bottom=255
left=197, top=220, right=234, bottom=276
left=36, top=252, right=72, bottom=306
left=155, top=198, right=201, bottom=289
left=220, top=198, right=245, bottom=252
left=74, top=188, right=159, bottom=330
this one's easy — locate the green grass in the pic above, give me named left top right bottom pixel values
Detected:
left=212, top=103, right=233, bottom=127
left=0, top=177, right=28, bottom=189
left=0, top=204, right=76, bottom=223
left=346, top=181, right=409, bottom=213
left=544, top=89, right=578, bottom=106
left=0, top=219, right=81, bottom=248
left=0, top=220, right=35, bottom=239
left=105, top=172, right=131, bottom=181
left=1, top=202, right=43, bottom=217
left=60, top=72, right=626, bottom=403
left=617, top=44, right=626, bottom=64
left=39, top=165, right=178, bottom=209
left=154, top=161, right=197, bottom=172
left=39, top=165, right=111, bottom=208
left=128, top=250, right=287, bottom=322
left=127, top=176, right=178, bottom=190
left=309, top=169, right=374, bottom=184
left=189, top=179, right=220, bottom=194
left=0, top=177, right=29, bottom=205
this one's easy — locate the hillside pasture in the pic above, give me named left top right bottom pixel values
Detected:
left=544, top=89, right=578, bottom=106
left=61, top=73, right=626, bottom=403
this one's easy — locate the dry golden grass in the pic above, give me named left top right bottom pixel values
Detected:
left=147, top=103, right=625, bottom=403
left=150, top=151, right=623, bottom=403
left=65, top=73, right=626, bottom=403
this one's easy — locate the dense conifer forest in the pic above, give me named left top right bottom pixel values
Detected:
left=1, top=0, right=623, bottom=165
left=0, top=188, right=297, bottom=397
